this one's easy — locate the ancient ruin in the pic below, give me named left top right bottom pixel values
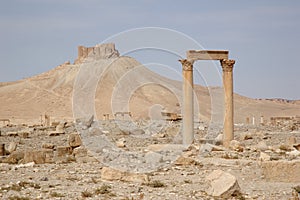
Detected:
left=0, top=43, right=299, bottom=199
left=180, top=50, right=235, bottom=147
left=74, top=43, right=120, bottom=64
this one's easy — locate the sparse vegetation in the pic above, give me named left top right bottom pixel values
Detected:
left=95, top=184, right=112, bottom=195
left=81, top=190, right=93, bottom=198
left=8, top=196, right=30, bottom=200
left=18, top=181, right=41, bottom=189
left=145, top=180, right=165, bottom=188
left=184, top=179, right=192, bottom=184
left=50, top=192, right=65, bottom=198
left=0, top=183, right=25, bottom=192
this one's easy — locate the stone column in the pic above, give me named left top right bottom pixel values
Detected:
left=221, top=59, right=235, bottom=147
left=260, top=115, right=264, bottom=125
left=179, top=59, right=194, bottom=145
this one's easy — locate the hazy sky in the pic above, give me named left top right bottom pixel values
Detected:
left=1, top=0, right=299, bottom=100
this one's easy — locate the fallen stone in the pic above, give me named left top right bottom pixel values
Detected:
left=174, top=156, right=199, bottom=166
left=42, top=143, right=55, bottom=149
left=3, top=151, right=24, bottom=164
left=72, top=146, right=97, bottom=163
left=24, top=149, right=54, bottom=164
left=199, top=143, right=213, bottom=154
left=279, top=144, right=294, bottom=151
left=200, top=143, right=225, bottom=155
left=286, top=150, right=300, bottom=157
left=259, top=152, right=271, bottom=161
left=287, top=136, right=297, bottom=145
left=116, top=138, right=126, bottom=148
left=215, top=134, right=223, bottom=145
left=68, top=133, right=82, bottom=148
left=18, top=131, right=29, bottom=138
left=73, top=146, right=87, bottom=157
left=56, top=146, right=72, bottom=157
left=229, top=140, right=244, bottom=152
left=101, top=167, right=149, bottom=183
left=261, top=160, right=300, bottom=182
left=6, top=142, right=17, bottom=154
left=12, top=162, right=35, bottom=170
left=205, top=169, right=241, bottom=198
left=255, top=141, right=268, bottom=151
left=56, top=122, right=65, bottom=132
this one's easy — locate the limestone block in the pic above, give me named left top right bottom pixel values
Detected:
left=174, top=156, right=198, bottom=166
left=56, top=123, right=65, bottom=132
left=259, top=152, right=271, bottom=161
left=255, top=141, right=268, bottom=151
left=229, top=140, right=244, bottom=152
left=24, top=149, right=54, bottom=164
left=73, top=146, right=87, bottom=157
left=215, top=134, right=223, bottom=145
left=72, top=147, right=98, bottom=163
left=6, top=142, right=17, bottom=154
left=56, top=146, right=72, bottom=157
left=286, top=150, right=300, bottom=157
left=18, top=131, right=29, bottom=138
left=287, top=136, right=297, bottom=145
left=4, top=151, right=24, bottom=164
left=205, top=169, right=241, bottom=198
left=261, top=160, right=300, bottom=182
left=68, top=133, right=82, bottom=148
left=42, top=143, right=55, bottom=149
left=101, top=167, right=149, bottom=183
left=116, top=138, right=126, bottom=148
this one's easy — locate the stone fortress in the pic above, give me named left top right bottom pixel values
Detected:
left=74, top=43, right=120, bottom=64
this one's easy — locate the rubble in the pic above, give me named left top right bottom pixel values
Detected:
left=261, top=160, right=300, bottom=182
left=0, top=119, right=299, bottom=199
left=101, top=167, right=149, bottom=183
left=205, top=169, right=242, bottom=198
left=6, top=141, right=17, bottom=154
left=68, top=133, right=82, bottom=148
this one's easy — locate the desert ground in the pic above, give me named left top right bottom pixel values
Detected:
left=0, top=44, right=299, bottom=200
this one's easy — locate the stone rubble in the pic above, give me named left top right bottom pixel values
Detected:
left=0, top=120, right=299, bottom=199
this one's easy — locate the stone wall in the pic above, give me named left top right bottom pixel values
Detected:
left=74, top=43, right=119, bottom=64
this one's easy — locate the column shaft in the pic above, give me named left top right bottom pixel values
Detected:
left=180, top=59, right=194, bottom=145
left=221, top=59, right=235, bottom=147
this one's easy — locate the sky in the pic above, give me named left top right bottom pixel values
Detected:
left=0, top=0, right=299, bottom=100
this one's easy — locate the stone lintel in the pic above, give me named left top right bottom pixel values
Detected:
left=187, top=50, right=229, bottom=61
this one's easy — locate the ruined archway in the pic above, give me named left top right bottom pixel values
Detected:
left=179, top=50, right=235, bottom=147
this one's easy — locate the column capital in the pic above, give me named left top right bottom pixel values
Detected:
left=221, top=59, right=235, bottom=72
left=179, top=59, right=193, bottom=71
